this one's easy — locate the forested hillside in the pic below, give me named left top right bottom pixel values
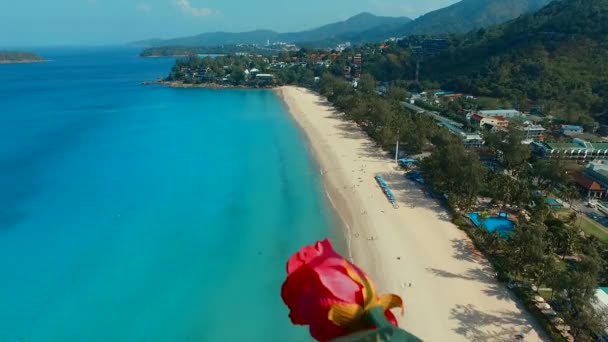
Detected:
left=424, top=0, right=608, bottom=124
left=402, top=0, right=551, bottom=35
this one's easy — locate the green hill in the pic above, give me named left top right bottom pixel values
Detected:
left=403, top=0, right=552, bottom=35
left=281, top=12, right=411, bottom=43
left=0, top=51, right=45, bottom=63
left=331, top=0, right=552, bottom=44
left=424, top=0, right=608, bottom=124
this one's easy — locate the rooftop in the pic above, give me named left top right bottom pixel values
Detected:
left=567, top=132, right=606, bottom=142
left=541, top=139, right=608, bottom=151
left=574, top=173, right=606, bottom=191
left=464, top=134, right=483, bottom=141
left=587, top=161, right=608, bottom=174
left=592, top=142, right=608, bottom=150
left=561, top=125, right=583, bottom=130
left=544, top=142, right=582, bottom=149
left=479, top=109, right=522, bottom=116
left=520, top=125, right=546, bottom=131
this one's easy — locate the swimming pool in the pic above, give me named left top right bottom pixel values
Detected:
left=467, top=213, right=515, bottom=236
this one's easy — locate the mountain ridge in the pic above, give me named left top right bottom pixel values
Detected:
left=402, top=0, right=553, bottom=35
left=130, top=12, right=411, bottom=47
left=132, top=1, right=556, bottom=48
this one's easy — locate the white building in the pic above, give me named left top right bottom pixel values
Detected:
left=479, top=109, right=523, bottom=118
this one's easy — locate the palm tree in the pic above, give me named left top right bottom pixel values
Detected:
left=562, top=183, right=580, bottom=209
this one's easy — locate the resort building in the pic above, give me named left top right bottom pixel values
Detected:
left=254, top=73, right=274, bottom=79
left=530, top=138, right=608, bottom=161
left=519, top=124, right=547, bottom=141
left=478, top=109, right=523, bottom=119
left=469, top=110, right=542, bottom=136
left=462, top=133, right=484, bottom=149
left=343, top=66, right=351, bottom=79
left=480, top=116, right=509, bottom=129
left=560, top=125, right=584, bottom=135
left=402, top=102, right=484, bottom=149
left=574, top=161, right=608, bottom=198
left=574, top=173, right=607, bottom=199
left=353, top=54, right=362, bottom=78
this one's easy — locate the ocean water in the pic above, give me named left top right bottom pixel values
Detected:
left=0, top=48, right=334, bottom=341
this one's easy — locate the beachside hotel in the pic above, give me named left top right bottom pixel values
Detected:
left=574, top=160, right=608, bottom=199
left=531, top=138, right=608, bottom=161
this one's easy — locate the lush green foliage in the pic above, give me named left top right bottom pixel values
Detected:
left=465, top=209, right=608, bottom=340
left=319, top=73, right=439, bottom=152
left=424, top=0, right=608, bottom=124
left=400, top=0, right=551, bottom=35
left=420, top=136, right=486, bottom=210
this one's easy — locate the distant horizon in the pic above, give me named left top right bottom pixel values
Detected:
left=0, top=0, right=459, bottom=46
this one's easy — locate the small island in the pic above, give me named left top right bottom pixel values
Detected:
left=0, top=51, right=46, bottom=64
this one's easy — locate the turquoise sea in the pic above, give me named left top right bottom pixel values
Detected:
left=0, top=48, right=334, bottom=341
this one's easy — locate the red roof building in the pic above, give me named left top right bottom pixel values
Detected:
left=470, top=113, right=484, bottom=123
left=574, top=173, right=607, bottom=198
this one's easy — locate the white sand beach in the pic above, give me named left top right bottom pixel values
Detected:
left=279, top=86, right=548, bottom=341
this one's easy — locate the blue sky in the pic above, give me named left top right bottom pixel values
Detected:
left=0, top=0, right=459, bottom=46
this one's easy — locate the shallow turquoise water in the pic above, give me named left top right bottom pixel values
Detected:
left=0, top=48, right=333, bottom=341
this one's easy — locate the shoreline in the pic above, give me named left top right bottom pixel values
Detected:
left=277, top=86, right=548, bottom=341
left=145, top=80, right=276, bottom=90
left=0, top=60, right=46, bottom=65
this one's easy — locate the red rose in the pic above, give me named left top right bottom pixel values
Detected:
left=281, top=238, right=403, bottom=342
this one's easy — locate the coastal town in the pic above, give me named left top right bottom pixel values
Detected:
left=6, top=0, right=608, bottom=340
left=163, top=16, right=608, bottom=341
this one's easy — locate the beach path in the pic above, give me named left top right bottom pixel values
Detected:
left=279, top=86, right=548, bottom=341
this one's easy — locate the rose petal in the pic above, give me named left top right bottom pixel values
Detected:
left=281, top=263, right=344, bottom=324
left=310, top=258, right=363, bottom=303
left=287, top=244, right=318, bottom=275
left=287, top=239, right=337, bottom=274
left=309, top=317, right=350, bottom=342
left=286, top=239, right=365, bottom=304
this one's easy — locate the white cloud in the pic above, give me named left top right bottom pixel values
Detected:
left=175, top=0, right=214, bottom=17
left=136, top=3, right=152, bottom=13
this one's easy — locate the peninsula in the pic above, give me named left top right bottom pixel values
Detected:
left=0, top=51, right=45, bottom=64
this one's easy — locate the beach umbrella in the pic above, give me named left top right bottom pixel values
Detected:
left=536, top=303, right=551, bottom=310
left=533, top=295, right=545, bottom=303
left=542, top=309, right=557, bottom=316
